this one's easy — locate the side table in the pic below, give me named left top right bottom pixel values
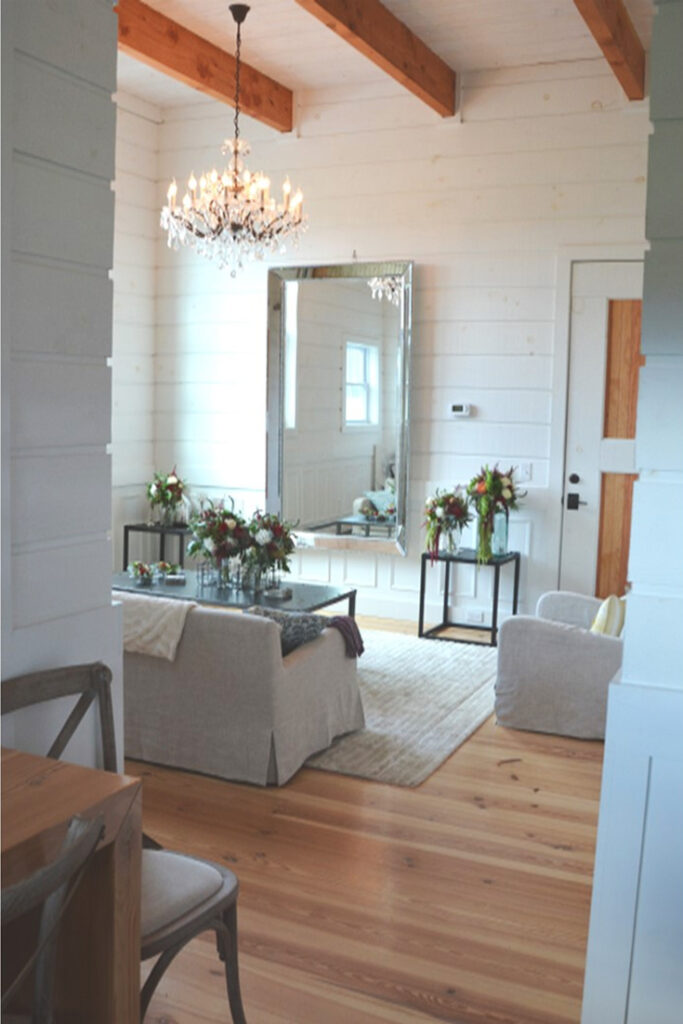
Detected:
left=418, top=547, right=521, bottom=647
left=123, top=522, right=191, bottom=570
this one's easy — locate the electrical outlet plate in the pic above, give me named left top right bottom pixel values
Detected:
left=516, top=462, right=532, bottom=482
left=448, top=402, right=471, bottom=418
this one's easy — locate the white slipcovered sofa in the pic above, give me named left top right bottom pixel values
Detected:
left=494, top=591, right=624, bottom=740
left=123, top=604, right=364, bottom=786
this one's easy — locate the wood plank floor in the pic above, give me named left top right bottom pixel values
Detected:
left=131, top=618, right=604, bottom=1024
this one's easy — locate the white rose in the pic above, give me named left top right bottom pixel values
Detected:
left=204, top=537, right=215, bottom=554
left=226, top=518, right=237, bottom=530
left=255, top=528, right=273, bottom=546
left=435, top=507, right=444, bottom=519
left=167, top=474, right=178, bottom=484
left=502, top=488, right=512, bottom=500
left=501, top=477, right=511, bottom=488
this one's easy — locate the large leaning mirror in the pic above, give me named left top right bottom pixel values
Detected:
left=266, top=261, right=413, bottom=556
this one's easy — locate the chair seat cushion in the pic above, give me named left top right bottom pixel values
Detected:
left=141, top=850, right=224, bottom=936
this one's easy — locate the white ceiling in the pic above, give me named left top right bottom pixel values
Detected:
left=116, top=0, right=654, bottom=110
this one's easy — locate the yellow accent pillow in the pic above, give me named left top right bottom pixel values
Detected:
left=590, top=595, right=626, bottom=637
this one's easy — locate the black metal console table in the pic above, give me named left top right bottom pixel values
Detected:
left=122, top=522, right=191, bottom=570
left=418, top=547, right=521, bottom=647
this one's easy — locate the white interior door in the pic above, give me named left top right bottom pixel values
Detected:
left=559, top=261, right=643, bottom=595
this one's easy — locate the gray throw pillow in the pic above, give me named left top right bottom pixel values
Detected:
left=249, top=607, right=327, bottom=656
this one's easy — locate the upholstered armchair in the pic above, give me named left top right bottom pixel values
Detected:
left=495, top=591, right=624, bottom=740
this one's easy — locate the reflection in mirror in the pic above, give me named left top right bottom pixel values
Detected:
left=267, top=262, right=412, bottom=555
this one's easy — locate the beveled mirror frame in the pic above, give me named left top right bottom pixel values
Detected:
left=266, top=260, right=413, bottom=555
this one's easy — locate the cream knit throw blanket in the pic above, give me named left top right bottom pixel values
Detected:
left=118, top=591, right=196, bottom=661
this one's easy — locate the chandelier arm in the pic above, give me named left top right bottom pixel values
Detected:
left=169, top=211, right=211, bottom=241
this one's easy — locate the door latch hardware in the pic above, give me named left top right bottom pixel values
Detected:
left=567, top=492, right=588, bottom=510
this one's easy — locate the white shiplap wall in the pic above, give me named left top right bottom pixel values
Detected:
left=115, top=55, right=649, bottom=619
left=284, top=279, right=388, bottom=528
left=1, top=0, right=122, bottom=764
left=582, top=2, right=683, bottom=1020
left=111, top=89, right=161, bottom=570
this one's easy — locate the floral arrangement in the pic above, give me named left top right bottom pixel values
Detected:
left=423, top=487, right=472, bottom=558
left=127, top=560, right=153, bottom=582
left=467, top=465, right=525, bottom=562
left=147, top=467, right=187, bottom=521
left=364, top=503, right=396, bottom=522
left=245, top=511, right=297, bottom=572
left=156, top=561, right=181, bottom=575
left=186, top=500, right=251, bottom=564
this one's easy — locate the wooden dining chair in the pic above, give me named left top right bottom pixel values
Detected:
left=2, top=814, right=104, bottom=1024
left=1, top=662, right=247, bottom=1023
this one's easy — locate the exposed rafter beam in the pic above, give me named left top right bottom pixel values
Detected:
left=294, top=0, right=456, bottom=117
left=115, top=0, right=293, bottom=132
left=573, top=0, right=645, bottom=100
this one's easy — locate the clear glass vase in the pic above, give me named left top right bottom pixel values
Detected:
left=439, top=528, right=461, bottom=555
left=477, top=510, right=508, bottom=562
left=243, top=562, right=265, bottom=593
left=492, top=510, right=509, bottom=556
left=477, top=516, right=493, bottom=563
left=265, top=565, right=281, bottom=590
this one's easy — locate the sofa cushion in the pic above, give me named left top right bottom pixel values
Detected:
left=250, top=606, right=327, bottom=655
left=364, top=489, right=395, bottom=514
left=590, top=595, right=626, bottom=637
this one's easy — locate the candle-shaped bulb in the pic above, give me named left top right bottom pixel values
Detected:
left=182, top=193, right=191, bottom=210
left=199, top=175, right=207, bottom=192
left=167, top=179, right=177, bottom=204
left=210, top=169, right=218, bottom=185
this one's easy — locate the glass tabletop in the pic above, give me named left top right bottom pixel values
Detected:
left=112, top=571, right=356, bottom=615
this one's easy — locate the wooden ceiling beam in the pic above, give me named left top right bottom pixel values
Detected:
left=573, top=0, right=645, bottom=100
left=294, top=0, right=456, bottom=117
left=115, top=0, right=293, bottom=132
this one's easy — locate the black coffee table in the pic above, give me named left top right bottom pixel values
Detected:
left=112, top=571, right=356, bottom=618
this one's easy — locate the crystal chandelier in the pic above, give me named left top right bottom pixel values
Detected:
left=368, top=275, right=402, bottom=306
left=160, top=4, right=306, bottom=274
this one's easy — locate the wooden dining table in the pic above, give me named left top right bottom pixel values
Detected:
left=1, top=747, right=142, bottom=1022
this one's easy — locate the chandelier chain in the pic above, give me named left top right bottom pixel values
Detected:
left=233, top=19, right=241, bottom=154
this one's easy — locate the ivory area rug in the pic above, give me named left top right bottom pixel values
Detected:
left=305, top=629, right=498, bottom=787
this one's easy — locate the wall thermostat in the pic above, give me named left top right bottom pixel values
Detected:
left=449, top=402, right=471, bottom=418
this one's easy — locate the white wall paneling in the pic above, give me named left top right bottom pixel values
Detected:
left=582, top=3, right=683, bottom=1020
left=111, top=87, right=162, bottom=569
left=1, top=0, right=123, bottom=767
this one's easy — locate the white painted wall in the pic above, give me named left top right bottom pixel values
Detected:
left=113, top=55, right=650, bottom=621
left=284, top=278, right=387, bottom=527
left=1, top=0, right=122, bottom=767
left=582, top=2, right=683, bottom=1019
left=111, top=87, right=161, bottom=570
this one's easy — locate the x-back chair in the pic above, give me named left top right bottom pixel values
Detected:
left=1, top=662, right=247, bottom=1023
left=2, top=814, right=104, bottom=1024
